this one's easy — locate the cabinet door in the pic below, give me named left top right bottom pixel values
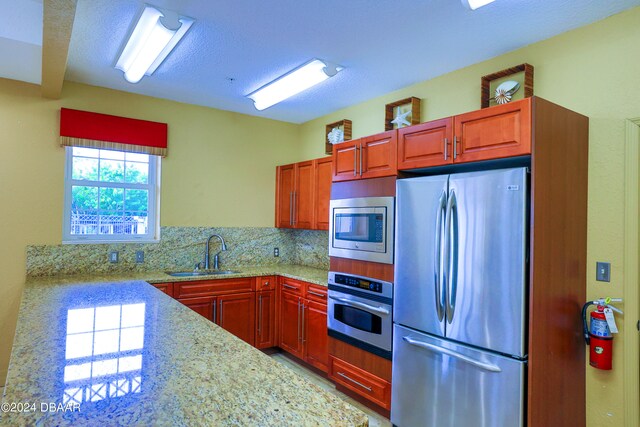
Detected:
left=294, top=160, right=314, bottom=229
left=454, top=98, right=531, bottom=163
left=313, top=157, right=332, bottom=230
left=398, top=118, right=453, bottom=170
left=304, top=299, right=328, bottom=372
left=217, top=292, right=256, bottom=346
left=279, top=291, right=304, bottom=358
left=256, top=290, right=276, bottom=349
left=332, top=140, right=359, bottom=182
left=178, top=296, right=215, bottom=321
left=361, top=130, right=397, bottom=179
left=276, top=164, right=295, bottom=228
left=152, top=282, right=174, bottom=298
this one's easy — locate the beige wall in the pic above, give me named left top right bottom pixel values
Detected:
left=0, top=80, right=300, bottom=383
left=299, top=6, right=640, bottom=426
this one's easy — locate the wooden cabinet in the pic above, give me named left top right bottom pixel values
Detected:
left=217, top=292, right=255, bottom=346
left=332, top=131, right=397, bottom=182
left=178, top=295, right=215, bottom=320
left=329, top=356, right=391, bottom=410
left=275, top=157, right=332, bottom=230
left=398, top=118, right=453, bottom=169
left=304, top=285, right=328, bottom=372
left=279, top=289, right=304, bottom=358
left=398, top=98, right=532, bottom=170
left=152, top=282, right=174, bottom=297
left=454, top=98, right=531, bottom=163
left=277, top=278, right=329, bottom=373
left=256, top=275, right=276, bottom=349
left=313, top=156, right=332, bottom=230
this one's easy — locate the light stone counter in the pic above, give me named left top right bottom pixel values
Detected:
left=1, top=273, right=367, bottom=426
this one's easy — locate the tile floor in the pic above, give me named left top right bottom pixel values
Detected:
left=270, top=353, right=391, bottom=427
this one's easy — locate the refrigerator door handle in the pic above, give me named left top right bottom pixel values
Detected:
left=402, top=336, right=502, bottom=373
left=329, top=295, right=390, bottom=315
left=434, top=190, right=447, bottom=322
left=444, top=189, right=458, bottom=324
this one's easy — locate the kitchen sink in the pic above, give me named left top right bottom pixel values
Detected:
left=166, top=270, right=241, bottom=277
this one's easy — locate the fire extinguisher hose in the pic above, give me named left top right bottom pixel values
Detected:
left=582, top=301, right=595, bottom=345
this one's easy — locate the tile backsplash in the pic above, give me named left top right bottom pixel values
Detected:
left=26, top=227, right=329, bottom=277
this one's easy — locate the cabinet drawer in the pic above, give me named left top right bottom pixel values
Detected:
left=256, top=276, right=276, bottom=291
left=279, top=277, right=305, bottom=296
left=174, top=278, right=254, bottom=298
left=329, top=356, right=391, bottom=410
left=306, top=284, right=327, bottom=303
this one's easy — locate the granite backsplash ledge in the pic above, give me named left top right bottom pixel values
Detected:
left=26, top=227, right=329, bottom=277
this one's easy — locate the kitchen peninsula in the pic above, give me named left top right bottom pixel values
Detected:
left=1, top=274, right=367, bottom=426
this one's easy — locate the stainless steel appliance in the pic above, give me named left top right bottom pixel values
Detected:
left=391, top=167, right=529, bottom=426
left=328, top=197, right=394, bottom=264
left=327, top=271, right=393, bottom=359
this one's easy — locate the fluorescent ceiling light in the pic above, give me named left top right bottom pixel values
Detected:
left=248, top=59, right=343, bottom=111
left=116, top=6, right=194, bottom=84
left=461, top=0, right=496, bottom=10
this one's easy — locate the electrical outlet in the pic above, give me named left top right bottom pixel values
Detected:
left=274, top=247, right=279, bottom=257
left=596, top=262, right=610, bottom=282
left=109, top=251, right=119, bottom=263
left=136, top=251, right=144, bottom=263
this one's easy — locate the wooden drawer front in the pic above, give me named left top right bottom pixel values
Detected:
left=398, top=118, right=453, bottom=170
left=361, top=131, right=397, bottom=179
left=330, top=356, right=391, bottom=410
left=257, top=276, right=275, bottom=291
left=279, top=277, right=305, bottom=296
left=454, top=98, right=531, bottom=163
left=152, top=282, right=174, bottom=298
left=174, top=278, right=254, bottom=298
left=306, top=284, right=327, bottom=303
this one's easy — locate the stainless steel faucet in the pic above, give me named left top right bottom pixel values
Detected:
left=203, top=234, right=227, bottom=270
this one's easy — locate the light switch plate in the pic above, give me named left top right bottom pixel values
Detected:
left=136, top=251, right=144, bottom=263
left=109, top=251, right=119, bottom=263
left=596, top=262, right=610, bottom=282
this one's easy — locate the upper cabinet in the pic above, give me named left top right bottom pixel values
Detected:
left=398, top=98, right=532, bottom=170
left=275, top=157, right=332, bottom=230
left=332, top=131, right=397, bottom=182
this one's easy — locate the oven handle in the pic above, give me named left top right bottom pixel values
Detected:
left=329, top=295, right=390, bottom=316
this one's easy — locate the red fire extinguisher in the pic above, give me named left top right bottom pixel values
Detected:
left=582, top=297, right=623, bottom=370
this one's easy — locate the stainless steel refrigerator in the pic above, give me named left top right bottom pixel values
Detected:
left=391, top=167, right=528, bottom=427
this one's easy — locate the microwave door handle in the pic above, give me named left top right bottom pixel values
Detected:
left=445, top=189, right=458, bottom=324
left=329, top=295, right=390, bottom=316
left=402, top=336, right=501, bottom=373
left=434, top=191, right=447, bottom=322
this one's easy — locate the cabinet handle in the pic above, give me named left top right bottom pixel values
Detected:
left=453, top=136, right=458, bottom=159
left=258, top=295, right=263, bottom=335
left=308, top=290, right=325, bottom=298
left=301, top=303, right=306, bottom=344
left=336, top=372, right=372, bottom=392
left=297, top=298, right=302, bottom=342
left=359, top=143, right=363, bottom=177
left=293, top=191, right=297, bottom=226
left=283, top=284, right=297, bottom=291
left=212, top=300, right=217, bottom=323
left=289, top=192, right=294, bottom=226
left=219, top=300, right=223, bottom=324
left=444, top=138, right=449, bottom=161
left=353, top=146, right=358, bottom=177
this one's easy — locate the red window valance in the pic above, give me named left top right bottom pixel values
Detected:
left=59, top=108, right=168, bottom=157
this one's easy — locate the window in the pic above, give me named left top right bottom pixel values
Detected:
left=63, top=147, right=160, bottom=243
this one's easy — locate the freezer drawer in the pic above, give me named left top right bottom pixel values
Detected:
left=391, top=325, right=525, bottom=427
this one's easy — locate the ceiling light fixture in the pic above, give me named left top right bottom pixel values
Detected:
left=461, top=0, right=496, bottom=10
left=247, top=59, right=343, bottom=111
left=116, top=6, right=194, bottom=84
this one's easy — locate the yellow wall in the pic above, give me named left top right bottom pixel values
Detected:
left=299, top=6, right=640, bottom=426
left=0, top=80, right=300, bottom=383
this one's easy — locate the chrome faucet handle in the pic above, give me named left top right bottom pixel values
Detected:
left=213, top=253, right=220, bottom=270
left=194, top=262, right=203, bottom=271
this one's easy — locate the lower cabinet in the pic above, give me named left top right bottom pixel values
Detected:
left=217, top=292, right=255, bottom=346
left=277, top=279, right=329, bottom=373
left=178, top=296, right=214, bottom=319
left=255, top=289, right=276, bottom=349
left=329, top=356, right=392, bottom=410
left=152, top=282, right=174, bottom=297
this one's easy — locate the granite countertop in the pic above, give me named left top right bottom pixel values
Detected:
left=1, top=277, right=366, bottom=426
left=24, top=264, right=330, bottom=288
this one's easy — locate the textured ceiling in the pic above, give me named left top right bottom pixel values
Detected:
left=3, top=0, right=640, bottom=123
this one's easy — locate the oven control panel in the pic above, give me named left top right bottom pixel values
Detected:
left=334, top=274, right=383, bottom=293
left=328, top=271, right=393, bottom=299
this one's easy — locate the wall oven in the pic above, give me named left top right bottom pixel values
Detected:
left=327, top=272, right=393, bottom=360
left=328, top=196, right=395, bottom=264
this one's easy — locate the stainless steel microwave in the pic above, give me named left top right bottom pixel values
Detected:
left=328, top=196, right=394, bottom=264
